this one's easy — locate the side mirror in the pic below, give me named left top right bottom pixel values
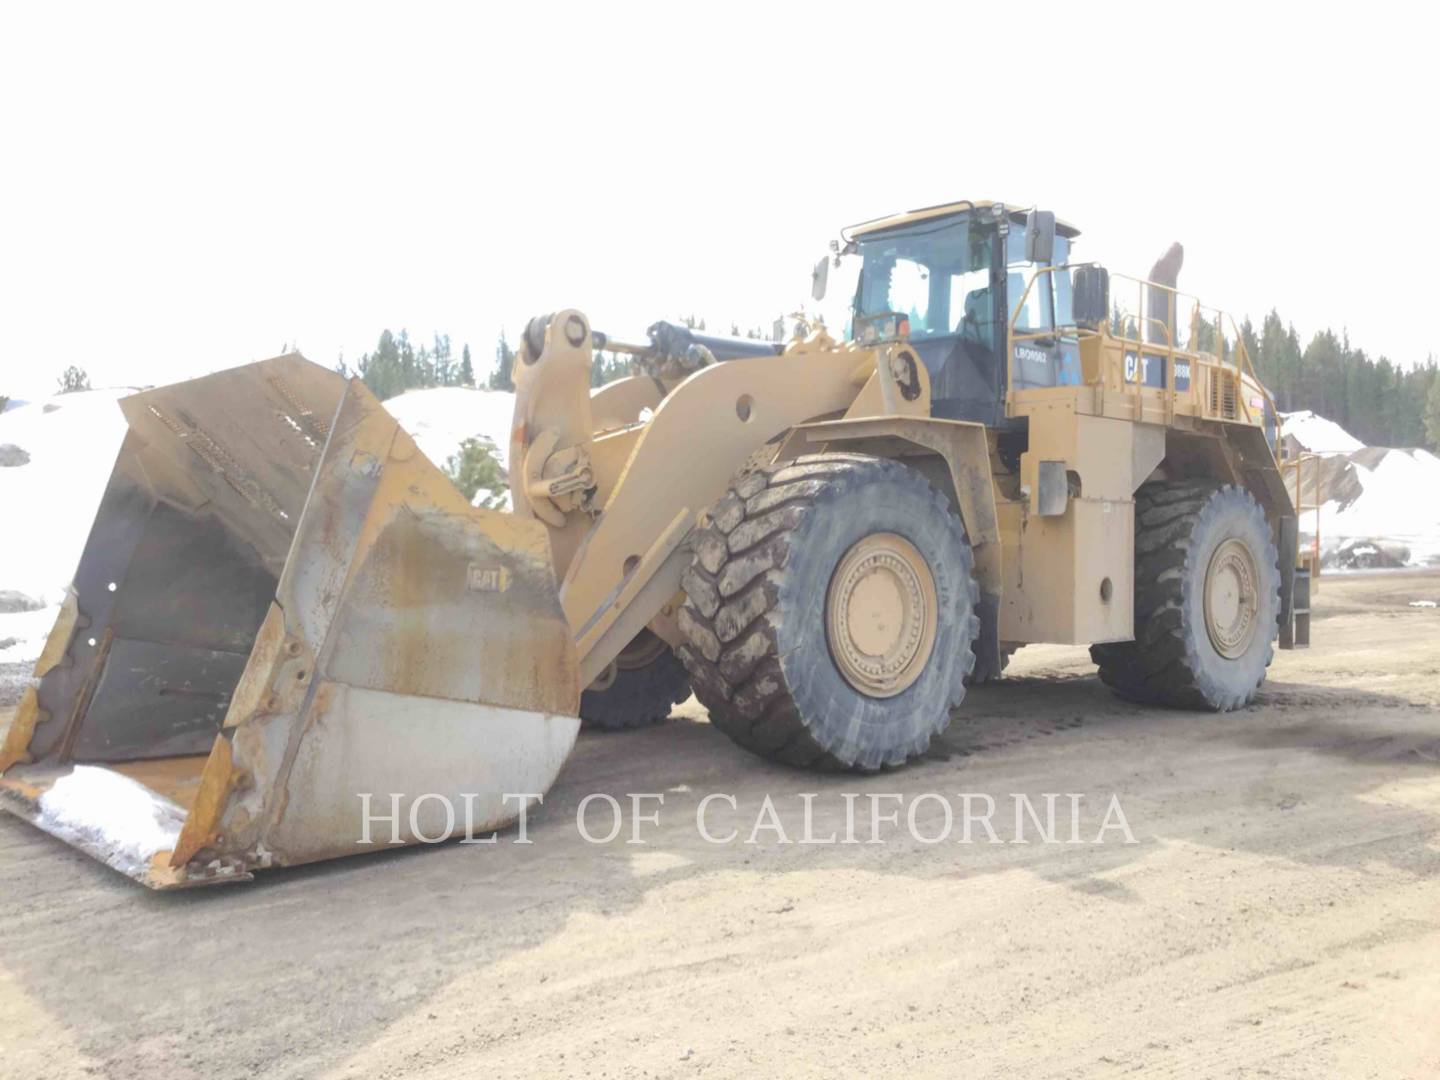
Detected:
left=811, top=256, right=829, bottom=301
left=1072, top=264, right=1109, bottom=329
left=1025, top=209, right=1056, bottom=264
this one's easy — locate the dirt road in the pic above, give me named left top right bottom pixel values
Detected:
left=2, top=571, right=1438, bottom=1079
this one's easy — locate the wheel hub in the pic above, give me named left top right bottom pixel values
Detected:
left=826, top=533, right=937, bottom=698
left=616, top=628, right=668, bottom=671
left=1204, top=537, right=1260, bottom=659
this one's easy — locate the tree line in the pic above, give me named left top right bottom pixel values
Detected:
left=354, top=315, right=1440, bottom=451
left=1109, top=303, right=1439, bottom=450
left=346, top=327, right=642, bottom=398
left=1236, top=312, right=1439, bottom=450
left=21, top=318, right=1440, bottom=452
left=340, top=330, right=475, bottom=400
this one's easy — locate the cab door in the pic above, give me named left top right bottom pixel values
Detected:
left=1005, top=228, right=1080, bottom=394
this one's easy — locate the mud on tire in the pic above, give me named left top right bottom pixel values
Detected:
left=676, top=453, right=979, bottom=771
left=1091, top=480, right=1279, bottom=710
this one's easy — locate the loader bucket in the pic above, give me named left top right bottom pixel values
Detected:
left=0, top=355, right=581, bottom=888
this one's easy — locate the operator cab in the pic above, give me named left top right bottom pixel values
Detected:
left=831, top=200, right=1081, bottom=426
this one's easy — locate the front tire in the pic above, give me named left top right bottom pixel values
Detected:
left=677, top=453, right=979, bottom=770
left=579, top=630, right=691, bottom=730
left=1092, top=481, right=1279, bottom=710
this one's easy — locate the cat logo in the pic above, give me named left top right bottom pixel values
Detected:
left=467, top=565, right=511, bottom=592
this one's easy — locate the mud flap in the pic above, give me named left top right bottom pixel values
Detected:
left=0, top=355, right=580, bottom=888
left=969, top=590, right=1003, bottom=682
left=1277, top=514, right=1299, bottom=649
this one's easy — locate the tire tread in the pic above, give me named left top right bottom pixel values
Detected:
left=678, top=453, right=978, bottom=770
left=1091, top=480, right=1279, bottom=711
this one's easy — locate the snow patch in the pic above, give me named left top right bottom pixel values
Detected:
left=37, top=765, right=186, bottom=878
left=0, top=389, right=132, bottom=604
left=1280, top=410, right=1364, bottom=454
left=381, top=386, right=516, bottom=472
left=0, top=605, right=60, bottom=663
left=1314, top=447, right=1440, bottom=566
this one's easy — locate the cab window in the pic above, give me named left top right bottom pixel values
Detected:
left=887, top=258, right=930, bottom=332
left=854, top=215, right=994, bottom=342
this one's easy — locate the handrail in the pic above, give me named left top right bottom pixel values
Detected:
left=1104, top=271, right=1276, bottom=425
left=1279, top=451, right=1322, bottom=578
left=1007, top=264, right=1277, bottom=426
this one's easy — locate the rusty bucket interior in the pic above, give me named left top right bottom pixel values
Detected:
left=0, top=355, right=581, bottom=888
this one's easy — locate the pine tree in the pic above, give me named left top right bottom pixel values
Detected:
left=432, top=333, right=453, bottom=386
left=1414, top=357, right=1439, bottom=449
left=1239, top=317, right=1260, bottom=376
left=57, top=366, right=91, bottom=393
left=1425, top=370, right=1440, bottom=451
left=489, top=332, right=516, bottom=391
left=1282, top=325, right=1303, bottom=413
left=589, top=351, right=632, bottom=387
left=459, top=343, right=475, bottom=387
left=1391, top=358, right=1432, bottom=447
left=445, top=436, right=507, bottom=508
left=396, top=329, right=416, bottom=390
left=358, top=329, right=403, bottom=400
left=1257, top=311, right=1290, bottom=408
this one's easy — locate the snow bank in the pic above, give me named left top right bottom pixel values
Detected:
left=381, top=386, right=515, bottom=472
left=1314, top=447, right=1440, bottom=566
left=0, top=605, right=61, bottom=663
left=0, top=389, right=132, bottom=605
left=1280, top=410, right=1364, bottom=454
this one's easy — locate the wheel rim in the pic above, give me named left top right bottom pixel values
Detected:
left=588, top=630, right=667, bottom=694
left=825, top=532, right=938, bottom=698
left=616, top=629, right=668, bottom=671
left=1204, top=537, right=1260, bottom=659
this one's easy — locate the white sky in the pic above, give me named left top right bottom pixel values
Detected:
left=2, top=1, right=1436, bottom=400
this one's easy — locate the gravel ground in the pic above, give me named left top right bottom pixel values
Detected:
left=1, top=570, right=1438, bottom=1079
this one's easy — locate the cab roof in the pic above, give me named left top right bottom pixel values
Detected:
left=845, top=200, right=1081, bottom=241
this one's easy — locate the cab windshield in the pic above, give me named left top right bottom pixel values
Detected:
left=852, top=214, right=993, bottom=341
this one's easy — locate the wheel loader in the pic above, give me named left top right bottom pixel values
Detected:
left=0, top=199, right=1307, bottom=888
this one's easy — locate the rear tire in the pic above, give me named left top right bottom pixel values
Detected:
left=1092, top=480, right=1279, bottom=710
left=579, top=630, right=691, bottom=730
left=677, top=453, right=979, bottom=770
left=967, top=645, right=1016, bottom=685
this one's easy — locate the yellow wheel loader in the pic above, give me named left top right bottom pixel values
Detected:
left=0, top=200, right=1306, bottom=887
